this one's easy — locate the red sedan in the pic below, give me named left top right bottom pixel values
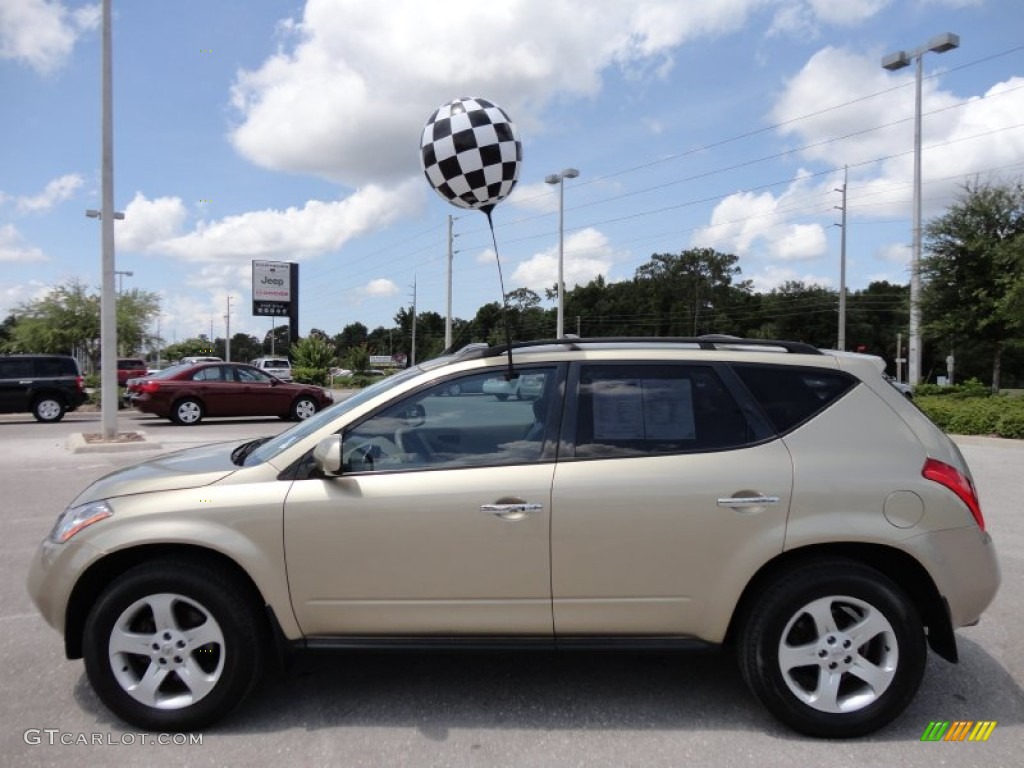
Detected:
left=130, top=362, right=333, bottom=425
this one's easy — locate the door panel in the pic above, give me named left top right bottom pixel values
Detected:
left=550, top=441, right=792, bottom=638
left=283, top=464, right=555, bottom=635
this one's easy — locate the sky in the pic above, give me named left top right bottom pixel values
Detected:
left=2, top=0, right=1023, bottom=349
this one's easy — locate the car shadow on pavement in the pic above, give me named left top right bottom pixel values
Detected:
left=69, top=635, right=1024, bottom=741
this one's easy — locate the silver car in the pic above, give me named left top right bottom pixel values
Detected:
left=27, top=337, right=999, bottom=737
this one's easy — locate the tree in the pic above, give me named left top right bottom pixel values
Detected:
left=3, top=279, right=159, bottom=369
left=334, top=322, right=369, bottom=356
left=263, top=324, right=291, bottom=356
left=163, top=337, right=220, bottom=362
left=921, top=179, right=1024, bottom=391
left=634, top=248, right=750, bottom=336
left=229, top=333, right=262, bottom=363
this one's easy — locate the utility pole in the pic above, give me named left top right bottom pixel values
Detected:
left=445, top=215, right=454, bottom=349
left=835, top=166, right=848, bottom=351
left=896, top=333, right=905, bottom=383
left=410, top=278, right=417, bottom=366
left=225, top=295, right=233, bottom=362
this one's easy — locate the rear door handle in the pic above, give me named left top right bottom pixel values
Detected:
left=717, top=495, right=780, bottom=508
left=481, top=502, right=543, bottom=521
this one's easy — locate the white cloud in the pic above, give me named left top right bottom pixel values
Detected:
left=770, top=50, right=1024, bottom=221
left=691, top=48, right=1024, bottom=280
left=748, top=263, right=834, bottom=293
left=0, top=0, right=99, bottom=75
left=805, top=0, right=889, bottom=26
left=770, top=223, right=827, bottom=261
left=123, top=179, right=424, bottom=263
left=769, top=0, right=888, bottom=36
left=364, top=278, right=399, bottom=298
left=511, top=227, right=620, bottom=291
left=0, top=279, right=50, bottom=316
left=227, top=0, right=804, bottom=185
left=507, top=182, right=561, bottom=214
left=0, top=224, right=48, bottom=263
left=16, top=173, right=83, bottom=213
left=118, top=193, right=189, bottom=252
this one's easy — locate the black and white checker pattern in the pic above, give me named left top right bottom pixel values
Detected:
left=420, top=97, right=522, bottom=212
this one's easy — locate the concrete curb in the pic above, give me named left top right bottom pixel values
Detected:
left=66, top=431, right=163, bottom=454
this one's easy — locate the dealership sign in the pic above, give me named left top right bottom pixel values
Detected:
left=252, top=260, right=292, bottom=316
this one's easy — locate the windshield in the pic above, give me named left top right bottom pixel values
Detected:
left=242, top=364, right=431, bottom=466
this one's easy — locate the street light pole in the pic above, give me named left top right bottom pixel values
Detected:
left=882, top=32, right=959, bottom=385
left=99, top=0, right=118, bottom=439
left=115, top=269, right=133, bottom=294
left=544, top=168, right=579, bottom=338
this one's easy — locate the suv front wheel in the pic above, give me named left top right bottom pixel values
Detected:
left=738, top=559, right=926, bottom=738
left=82, top=560, right=265, bottom=731
left=32, top=395, right=66, bottom=422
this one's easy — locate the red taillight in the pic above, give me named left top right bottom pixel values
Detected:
left=140, top=381, right=161, bottom=394
left=923, top=458, right=985, bottom=532
left=75, top=375, right=84, bottom=392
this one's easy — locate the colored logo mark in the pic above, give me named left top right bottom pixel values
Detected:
left=921, top=720, right=997, bottom=742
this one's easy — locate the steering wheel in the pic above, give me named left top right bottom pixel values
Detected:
left=346, top=435, right=399, bottom=471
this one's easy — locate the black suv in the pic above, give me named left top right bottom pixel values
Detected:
left=0, top=354, right=88, bottom=422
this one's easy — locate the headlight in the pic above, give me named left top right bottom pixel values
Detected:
left=49, top=500, right=113, bottom=544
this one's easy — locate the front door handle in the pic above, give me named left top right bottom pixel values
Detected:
left=481, top=502, right=543, bottom=521
left=717, top=495, right=780, bottom=509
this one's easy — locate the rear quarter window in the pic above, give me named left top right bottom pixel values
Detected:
left=732, top=364, right=856, bottom=433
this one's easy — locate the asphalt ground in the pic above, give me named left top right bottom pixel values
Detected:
left=1, top=409, right=1021, bottom=767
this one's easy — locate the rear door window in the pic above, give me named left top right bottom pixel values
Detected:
left=572, top=364, right=756, bottom=458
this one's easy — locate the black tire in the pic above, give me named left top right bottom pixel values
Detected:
left=494, top=393, right=508, bottom=401
left=82, top=560, right=265, bottom=731
left=291, top=396, right=318, bottom=421
left=172, top=398, right=203, bottom=425
left=737, top=559, right=926, bottom=738
left=32, top=396, right=66, bottom=422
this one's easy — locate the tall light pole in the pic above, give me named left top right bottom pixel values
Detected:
left=114, top=269, right=133, bottom=294
left=882, top=32, right=959, bottom=385
left=545, top=168, right=579, bottom=338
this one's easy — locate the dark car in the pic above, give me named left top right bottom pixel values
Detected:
left=116, top=358, right=148, bottom=386
left=130, top=361, right=333, bottom=424
left=0, top=354, right=88, bottom=422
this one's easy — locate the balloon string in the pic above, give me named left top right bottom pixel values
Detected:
left=485, top=209, right=517, bottom=380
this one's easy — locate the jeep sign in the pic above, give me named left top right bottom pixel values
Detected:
left=252, top=260, right=292, bottom=316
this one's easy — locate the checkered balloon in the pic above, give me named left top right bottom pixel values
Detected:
left=420, top=97, right=522, bottom=213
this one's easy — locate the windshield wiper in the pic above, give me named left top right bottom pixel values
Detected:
left=231, top=437, right=271, bottom=466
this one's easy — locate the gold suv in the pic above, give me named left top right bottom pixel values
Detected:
left=27, top=338, right=1000, bottom=737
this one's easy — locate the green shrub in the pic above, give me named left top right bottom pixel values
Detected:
left=996, top=411, right=1024, bottom=439
left=292, top=336, right=335, bottom=369
left=914, top=377, right=992, bottom=398
left=87, top=385, right=126, bottom=408
left=917, top=394, right=1024, bottom=439
left=292, top=366, right=328, bottom=386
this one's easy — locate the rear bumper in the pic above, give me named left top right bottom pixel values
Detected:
left=905, top=525, right=1000, bottom=630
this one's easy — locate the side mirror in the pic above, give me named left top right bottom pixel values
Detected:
left=313, top=435, right=344, bottom=476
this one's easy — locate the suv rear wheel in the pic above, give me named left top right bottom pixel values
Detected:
left=738, top=559, right=926, bottom=738
left=82, top=561, right=265, bottom=731
left=32, top=395, right=66, bottom=422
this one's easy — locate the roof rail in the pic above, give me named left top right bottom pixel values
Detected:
left=464, top=336, right=823, bottom=359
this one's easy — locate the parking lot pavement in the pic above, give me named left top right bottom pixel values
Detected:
left=0, top=426, right=1021, bottom=767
